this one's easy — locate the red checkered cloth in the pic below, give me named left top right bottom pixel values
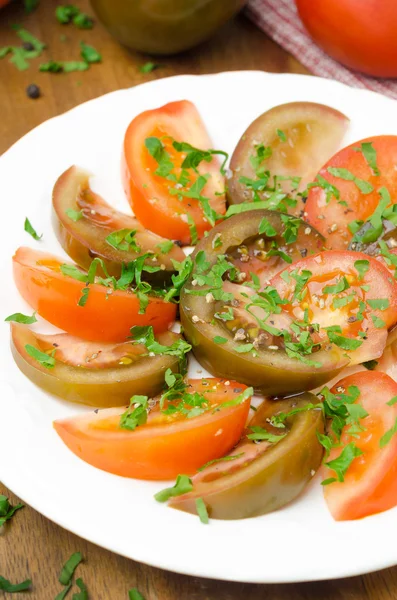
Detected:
left=246, top=0, right=397, bottom=99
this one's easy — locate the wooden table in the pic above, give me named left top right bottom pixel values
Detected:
left=0, top=1, right=396, bottom=598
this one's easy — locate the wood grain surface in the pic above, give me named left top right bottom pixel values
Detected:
left=1, top=1, right=396, bottom=598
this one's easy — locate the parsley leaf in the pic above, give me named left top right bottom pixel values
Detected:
left=59, top=552, right=83, bottom=586
left=195, top=498, right=209, bottom=524
left=66, top=208, right=83, bottom=221
left=307, top=174, right=339, bottom=203
left=154, top=474, right=193, bottom=502
left=323, top=442, right=363, bottom=484
left=156, top=240, right=174, bottom=254
left=323, top=276, right=349, bottom=295
left=213, top=336, right=227, bottom=344
left=105, top=229, right=140, bottom=253
left=129, top=589, right=146, bottom=600
left=0, top=495, right=24, bottom=527
left=56, top=5, right=79, bottom=23
left=247, top=427, right=286, bottom=443
left=367, top=298, right=389, bottom=310
left=258, top=217, right=277, bottom=236
left=80, top=41, right=101, bottom=63
left=327, top=167, right=373, bottom=194
left=5, top=311, right=37, bottom=324
left=276, top=129, right=287, bottom=142
left=355, top=141, right=380, bottom=176
left=327, top=331, right=362, bottom=351
left=24, top=217, right=42, bottom=240
left=197, top=453, right=245, bottom=472
left=73, top=13, right=94, bottom=29
left=25, top=345, right=56, bottom=368
left=354, top=259, right=369, bottom=281
left=362, top=359, right=378, bottom=370
left=172, top=140, right=228, bottom=175
left=140, top=62, right=159, bottom=73
left=119, top=396, right=148, bottom=431
left=73, top=577, right=88, bottom=600
left=0, top=576, right=32, bottom=593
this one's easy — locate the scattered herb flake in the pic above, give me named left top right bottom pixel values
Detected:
left=0, top=576, right=32, bottom=593
left=140, top=62, right=159, bottom=73
left=59, top=552, right=83, bottom=586
left=5, top=311, right=37, bottom=324
left=197, top=453, right=245, bottom=472
left=25, top=344, right=55, bottom=368
left=213, top=336, right=227, bottom=345
left=80, top=41, right=101, bottom=63
left=24, top=217, right=42, bottom=240
left=129, top=590, right=146, bottom=600
left=66, top=208, right=83, bottom=222
left=154, top=474, right=193, bottom=502
left=380, top=417, right=397, bottom=448
left=195, top=498, right=209, bottom=524
left=323, top=442, right=363, bottom=484
left=276, top=129, right=287, bottom=142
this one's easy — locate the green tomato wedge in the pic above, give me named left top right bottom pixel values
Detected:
left=52, top=166, right=185, bottom=283
left=10, top=322, right=182, bottom=407
left=170, top=393, right=324, bottom=519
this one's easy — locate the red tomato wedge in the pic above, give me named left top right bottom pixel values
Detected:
left=13, top=247, right=176, bottom=342
left=270, top=250, right=397, bottom=365
left=54, top=379, right=252, bottom=480
left=305, top=136, right=397, bottom=250
left=323, top=371, right=397, bottom=521
left=123, top=100, right=226, bottom=245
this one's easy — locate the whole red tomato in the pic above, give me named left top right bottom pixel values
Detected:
left=296, top=0, right=397, bottom=78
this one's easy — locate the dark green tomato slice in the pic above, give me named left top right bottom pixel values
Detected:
left=227, top=101, right=349, bottom=216
left=180, top=211, right=347, bottom=396
left=170, top=393, right=324, bottom=519
left=11, top=322, right=181, bottom=407
left=52, top=166, right=185, bottom=283
left=348, top=218, right=397, bottom=256
left=219, top=208, right=325, bottom=284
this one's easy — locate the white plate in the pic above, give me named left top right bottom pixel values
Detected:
left=1, top=71, right=397, bottom=584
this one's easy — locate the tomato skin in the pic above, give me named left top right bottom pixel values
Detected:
left=13, top=247, right=176, bottom=342
left=296, top=0, right=397, bottom=77
left=323, top=371, right=397, bottom=521
left=123, top=100, right=226, bottom=245
left=53, top=379, right=251, bottom=480
left=305, top=136, right=397, bottom=250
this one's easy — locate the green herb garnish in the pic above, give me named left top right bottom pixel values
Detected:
left=24, top=217, right=42, bottom=240
left=154, top=474, right=193, bottom=502
left=80, top=41, right=101, bottom=63
left=25, top=345, right=55, bottom=368
left=195, top=498, right=209, bottom=524
left=5, top=311, right=37, bottom=324
left=59, top=552, right=83, bottom=586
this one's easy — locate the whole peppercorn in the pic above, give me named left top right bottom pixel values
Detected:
left=22, top=41, right=35, bottom=51
left=26, top=84, right=41, bottom=99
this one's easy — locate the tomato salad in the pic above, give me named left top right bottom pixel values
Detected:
left=8, top=99, right=397, bottom=524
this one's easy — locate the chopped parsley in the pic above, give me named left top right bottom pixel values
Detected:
left=354, top=259, right=369, bottom=280
left=154, top=474, right=193, bottom=502
left=5, top=311, right=37, bottom=324
left=322, top=442, right=363, bottom=485
left=327, top=167, right=373, bottom=194
left=0, top=576, right=32, bottom=593
left=129, top=589, right=146, bottom=600
left=130, top=325, right=191, bottom=372
left=59, top=552, right=83, bottom=586
left=24, top=217, right=42, bottom=240
left=307, top=174, right=339, bottom=203
left=187, top=214, right=198, bottom=245
left=0, top=495, right=24, bottom=527
left=355, top=141, right=380, bottom=176
left=195, top=498, right=209, bottom=524
left=80, top=41, right=101, bottom=63
left=105, top=229, right=140, bottom=253
left=380, top=420, right=397, bottom=447
left=247, top=427, right=286, bottom=443
left=276, top=129, right=287, bottom=142
left=25, top=345, right=56, bottom=369
left=362, top=359, right=378, bottom=370
left=156, top=239, right=174, bottom=254
left=140, top=62, right=159, bottom=73
left=66, top=208, right=83, bottom=221
left=120, top=396, right=148, bottom=431
left=197, top=453, right=245, bottom=472
left=367, top=298, right=389, bottom=310
left=258, top=217, right=277, bottom=237
left=213, top=336, right=228, bottom=344
left=25, top=0, right=39, bottom=13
